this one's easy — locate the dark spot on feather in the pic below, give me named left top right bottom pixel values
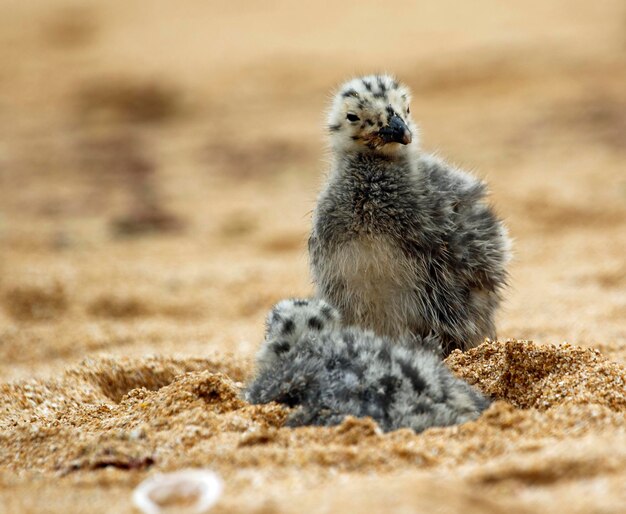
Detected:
left=278, top=387, right=305, bottom=407
left=326, top=352, right=352, bottom=371
left=307, top=316, right=324, bottom=330
left=320, top=305, right=335, bottom=320
left=343, top=334, right=357, bottom=357
left=377, top=76, right=387, bottom=93
left=377, top=345, right=392, bottom=363
left=281, top=318, right=295, bottom=336
left=342, top=331, right=355, bottom=346
left=398, top=358, right=427, bottom=392
left=271, top=340, right=291, bottom=354
left=379, top=375, right=401, bottom=403
left=412, top=403, right=432, bottom=415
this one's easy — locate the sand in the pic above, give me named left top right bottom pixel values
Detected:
left=1, top=0, right=625, bottom=512
left=1, top=343, right=625, bottom=513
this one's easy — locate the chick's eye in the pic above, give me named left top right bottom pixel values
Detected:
left=407, top=106, right=410, bottom=114
left=346, top=113, right=360, bottom=122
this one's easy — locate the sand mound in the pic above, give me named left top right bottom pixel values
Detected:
left=1, top=340, right=625, bottom=512
left=447, top=340, right=626, bottom=410
left=0, top=355, right=250, bottom=425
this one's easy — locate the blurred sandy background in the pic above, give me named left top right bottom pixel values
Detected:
left=0, top=1, right=625, bottom=512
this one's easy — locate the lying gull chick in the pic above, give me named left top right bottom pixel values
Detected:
left=246, top=299, right=490, bottom=433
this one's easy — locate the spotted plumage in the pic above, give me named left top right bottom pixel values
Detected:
left=254, top=298, right=341, bottom=371
left=310, top=74, right=511, bottom=356
left=246, top=299, right=490, bottom=432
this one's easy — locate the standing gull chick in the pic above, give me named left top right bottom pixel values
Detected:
left=309, top=74, right=511, bottom=356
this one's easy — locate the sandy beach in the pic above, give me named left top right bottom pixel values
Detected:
left=1, top=1, right=625, bottom=511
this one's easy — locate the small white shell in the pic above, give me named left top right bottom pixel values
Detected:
left=132, top=469, right=223, bottom=514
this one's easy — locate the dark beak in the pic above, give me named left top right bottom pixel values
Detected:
left=378, top=115, right=412, bottom=145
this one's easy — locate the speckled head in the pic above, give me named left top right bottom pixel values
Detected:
left=255, top=298, right=341, bottom=372
left=327, top=74, right=418, bottom=157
